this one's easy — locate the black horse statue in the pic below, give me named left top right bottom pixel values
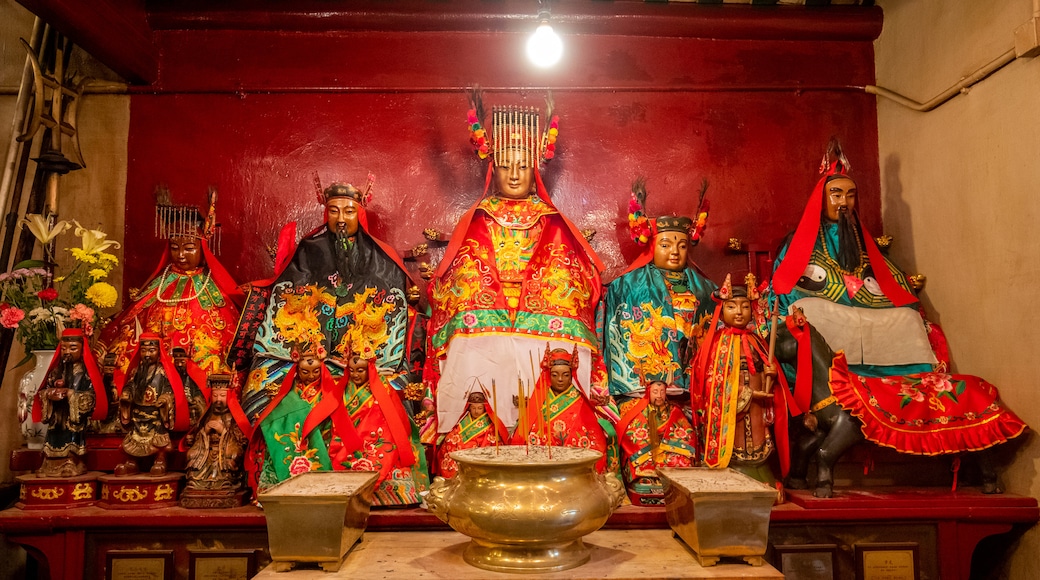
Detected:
left=772, top=319, right=1003, bottom=498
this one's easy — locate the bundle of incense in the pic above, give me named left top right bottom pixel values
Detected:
left=491, top=379, right=499, bottom=454
left=517, top=376, right=528, bottom=454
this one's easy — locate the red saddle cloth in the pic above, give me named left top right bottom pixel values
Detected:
left=828, top=353, right=1027, bottom=455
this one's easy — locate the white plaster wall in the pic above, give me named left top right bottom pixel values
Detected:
left=876, top=0, right=1040, bottom=576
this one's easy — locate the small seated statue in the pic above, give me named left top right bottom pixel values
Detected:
left=511, top=346, right=616, bottom=474
left=437, top=390, right=509, bottom=478
left=341, top=353, right=430, bottom=505
left=182, top=374, right=249, bottom=507
left=617, top=380, right=698, bottom=505
left=35, top=329, right=107, bottom=477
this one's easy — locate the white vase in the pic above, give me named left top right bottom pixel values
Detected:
left=17, top=349, right=56, bottom=450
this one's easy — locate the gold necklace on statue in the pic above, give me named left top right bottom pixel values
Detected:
left=156, top=266, right=211, bottom=304
left=817, top=228, right=868, bottom=278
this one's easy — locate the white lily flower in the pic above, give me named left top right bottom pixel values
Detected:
left=73, top=221, right=121, bottom=254
left=22, top=214, right=70, bottom=245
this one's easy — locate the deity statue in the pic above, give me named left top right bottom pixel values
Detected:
left=172, top=346, right=209, bottom=430
left=91, top=351, right=123, bottom=433
left=694, top=276, right=784, bottom=485
left=617, top=380, right=698, bottom=505
left=35, top=329, right=107, bottom=477
left=510, top=347, right=616, bottom=474
left=115, top=333, right=190, bottom=476
left=769, top=140, right=1026, bottom=495
left=437, top=389, right=509, bottom=478
left=604, top=178, right=716, bottom=400
left=341, top=353, right=430, bottom=504
left=252, top=343, right=357, bottom=492
left=182, top=374, right=249, bottom=507
left=427, top=96, right=607, bottom=433
left=99, top=189, right=243, bottom=389
left=235, top=178, right=412, bottom=427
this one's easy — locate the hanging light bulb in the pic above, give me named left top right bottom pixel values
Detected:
left=526, top=8, right=563, bottom=68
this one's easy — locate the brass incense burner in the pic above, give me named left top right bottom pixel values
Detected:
left=427, top=445, right=625, bottom=573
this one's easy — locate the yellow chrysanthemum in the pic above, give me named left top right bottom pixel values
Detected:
left=70, top=248, right=98, bottom=264
left=88, top=268, right=108, bottom=280
left=96, top=252, right=119, bottom=267
left=85, top=282, right=118, bottom=308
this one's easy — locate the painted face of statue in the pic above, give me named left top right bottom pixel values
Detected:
left=549, top=364, right=573, bottom=394
left=326, top=197, right=360, bottom=237
left=60, top=338, right=83, bottom=363
left=172, top=349, right=188, bottom=372
left=297, top=355, right=322, bottom=384
left=139, top=341, right=160, bottom=366
left=348, top=356, right=370, bottom=387
left=648, top=381, right=668, bottom=408
left=468, top=402, right=487, bottom=419
left=721, top=297, right=752, bottom=329
left=653, top=231, right=689, bottom=271
left=169, top=236, right=203, bottom=273
left=493, top=148, right=535, bottom=199
left=210, top=387, right=229, bottom=412
left=824, top=176, right=857, bottom=222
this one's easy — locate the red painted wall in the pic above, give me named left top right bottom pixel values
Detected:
left=124, top=14, right=881, bottom=292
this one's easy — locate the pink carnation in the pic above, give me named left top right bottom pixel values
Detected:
left=0, top=306, right=24, bottom=329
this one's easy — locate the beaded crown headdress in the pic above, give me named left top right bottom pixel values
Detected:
left=154, top=187, right=221, bottom=253
left=466, top=88, right=559, bottom=165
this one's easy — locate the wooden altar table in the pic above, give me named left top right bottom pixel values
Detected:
left=251, top=529, right=784, bottom=580
left=0, top=487, right=1035, bottom=579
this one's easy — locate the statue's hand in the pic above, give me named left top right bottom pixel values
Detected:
left=590, top=391, right=609, bottom=406
left=763, top=363, right=778, bottom=378
left=803, top=412, right=818, bottom=432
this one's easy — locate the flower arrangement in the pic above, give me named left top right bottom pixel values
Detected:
left=0, top=215, right=120, bottom=361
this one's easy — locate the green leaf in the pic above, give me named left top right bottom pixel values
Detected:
left=11, top=352, right=34, bottom=369
left=899, top=396, right=912, bottom=409
left=12, top=259, right=45, bottom=270
left=955, top=380, right=966, bottom=396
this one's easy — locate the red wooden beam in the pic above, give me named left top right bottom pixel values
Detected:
left=15, top=0, right=158, bottom=84
left=145, top=0, right=883, bottom=41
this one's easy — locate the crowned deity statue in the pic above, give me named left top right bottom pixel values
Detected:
left=426, top=95, right=607, bottom=433
left=251, top=342, right=354, bottom=493
left=115, top=334, right=190, bottom=476
left=99, top=189, right=243, bottom=390
left=437, top=389, right=509, bottom=478
left=235, top=178, right=412, bottom=428
left=35, top=329, right=108, bottom=477
left=340, top=351, right=429, bottom=505
left=510, top=346, right=617, bottom=474
left=604, top=178, right=717, bottom=402
left=617, top=380, right=698, bottom=506
left=182, top=374, right=250, bottom=507
left=694, top=275, right=786, bottom=486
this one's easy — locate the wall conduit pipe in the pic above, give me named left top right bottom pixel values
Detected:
left=865, top=48, right=1017, bottom=112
